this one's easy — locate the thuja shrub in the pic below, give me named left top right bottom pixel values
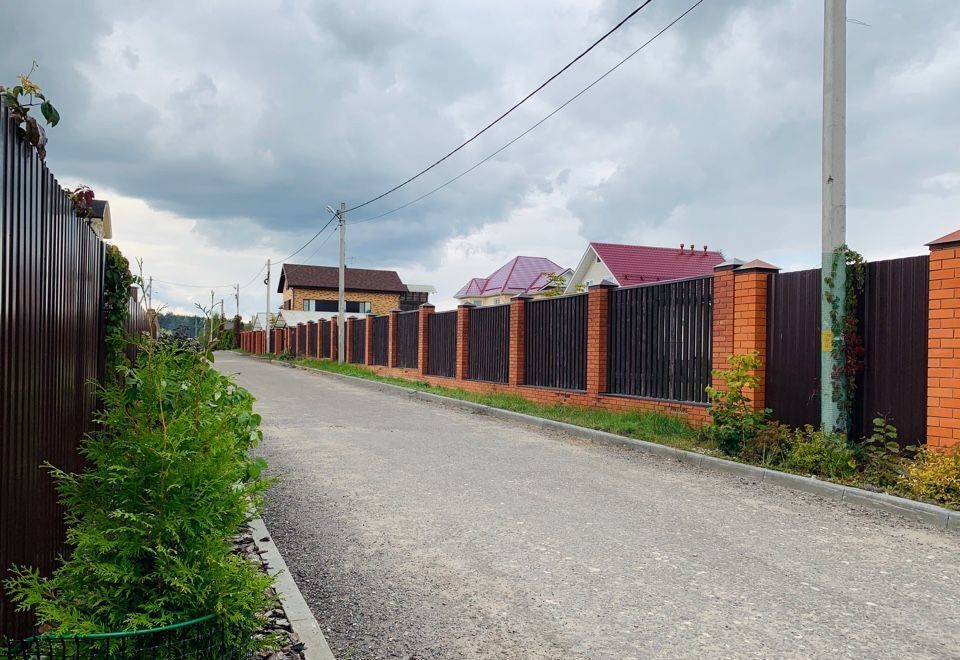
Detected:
left=5, top=338, right=272, bottom=647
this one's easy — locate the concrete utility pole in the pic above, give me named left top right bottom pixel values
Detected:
left=265, top=259, right=272, bottom=354
left=147, top=275, right=153, bottom=309
left=338, top=202, right=346, bottom=364
left=235, top=283, right=240, bottom=320
left=821, top=0, right=846, bottom=434
left=209, top=290, right=215, bottom=344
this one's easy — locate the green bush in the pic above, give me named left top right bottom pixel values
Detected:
left=5, top=338, right=272, bottom=648
left=739, top=421, right=796, bottom=466
left=899, top=447, right=960, bottom=508
left=103, top=244, right=135, bottom=375
left=782, top=425, right=857, bottom=480
left=859, top=417, right=909, bottom=489
left=705, top=352, right=769, bottom=455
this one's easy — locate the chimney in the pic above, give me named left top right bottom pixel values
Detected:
left=703, top=245, right=708, bottom=255
left=679, top=243, right=685, bottom=253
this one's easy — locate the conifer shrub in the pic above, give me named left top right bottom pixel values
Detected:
left=5, top=337, right=272, bottom=649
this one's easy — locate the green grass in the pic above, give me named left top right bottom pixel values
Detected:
left=292, top=357, right=703, bottom=450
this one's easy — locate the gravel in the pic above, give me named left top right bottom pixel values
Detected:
left=217, top=352, right=960, bottom=660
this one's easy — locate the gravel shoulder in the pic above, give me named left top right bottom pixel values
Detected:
left=216, top=352, right=960, bottom=660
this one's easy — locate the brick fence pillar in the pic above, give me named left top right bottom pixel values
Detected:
left=330, top=318, right=338, bottom=361
left=710, top=261, right=740, bottom=391
left=388, top=309, right=400, bottom=368
left=509, top=295, right=532, bottom=386
left=926, top=230, right=960, bottom=450
left=418, top=303, right=435, bottom=375
left=586, top=281, right=617, bottom=400
left=456, top=303, right=473, bottom=380
left=732, top=260, right=779, bottom=411
left=345, top=316, right=356, bottom=363
left=364, top=314, right=375, bottom=366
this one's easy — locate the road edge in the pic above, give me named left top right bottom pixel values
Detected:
left=250, top=516, right=336, bottom=660
left=253, top=356, right=958, bottom=533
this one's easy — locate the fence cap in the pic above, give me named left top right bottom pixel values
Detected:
left=390, top=308, right=403, bottom=314
left=457, top=302, right=476, bottom=309
left=419, top=302, right=436, bottom=309
left=714, top=258, right=745, bottom=271
left=927, top=229, right=960, bottom=249
left=512, top=293, right=535, bottom=300
left=588, top=279, right=618, bottom=290
left=735, top=258, right=780, bottom=273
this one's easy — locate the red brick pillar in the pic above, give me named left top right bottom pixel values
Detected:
left=926, top=230, right=960, bottom=450
left=345, top=316, right=356, bottom=363
left=388, top=309, right=400, bottom=368
left=456, top=303, right=473, bottom=380
left=732, top=260, right=779, bottom=411
left=509, top=296, right=531, bottom=386
left=364, top=314, right=375, bottom=365
left=330, top=318, right=339, bottom=361
left=418, top=304, right=435, bottom=375
left=586, top=281, right=617, bottom=400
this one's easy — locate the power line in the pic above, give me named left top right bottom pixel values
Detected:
left=351, top=0, right=706, bottom=228
left=345, top=0, right=657, bottom=213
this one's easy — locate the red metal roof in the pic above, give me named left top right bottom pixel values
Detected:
left=927, top=229, right=960, bottom=247
left=591, top=242, right=724, bottom=285
left=455, top=256, right=566, bottom=298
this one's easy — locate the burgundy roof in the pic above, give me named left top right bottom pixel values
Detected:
left=278, top=263, right=407, bottom=293
left=455, top=256, right=566, bottom=298
left=591, top=242, right=724, bottom=285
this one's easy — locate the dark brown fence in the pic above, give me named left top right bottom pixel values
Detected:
left=766, top=256, right=929, bottom=444
left=321, top=320, right=331, bottom=358
left=524, top=294, right=587, bottom=390
left=307, top=322, right=317, bottom=357
left=297, top=323, right=307, bottom=357
left=427, top=311, right=457, bottom=377
left=349, top=318, right=366, bottom=364
left=608, top=276, right=713, bottom=403
left=1, top=105, right=107, bottom=639
left=372, top=315, right=389, bottom=365
left=468, top=305, right=510, bottom=383
left=396, top=310, right=419, bottom=369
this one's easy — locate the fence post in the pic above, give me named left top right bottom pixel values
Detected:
left=711, top=261, right=740, bottom=391
left=926, top=230, right=960, bottom=451
left=456, top=303, right=473, bottom=381
left=388, top=309, right=400, bottom=368
left=418, top=304, right=435, bottom=375
left=586, top=281, right=617, bottom=400
left=330, top=318, right=338, bottom=361
left=732, top=260, right=779, bottom=412
left=345, top=316, right=356, bottom=363
left=509, top=296, right=532, bottom=386
left=363, top=314, right=375, bottom=366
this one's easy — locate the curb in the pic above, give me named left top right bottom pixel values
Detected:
left=250, top=517, right=336, bottom=660
left=253, top=356, right=959, bottom=534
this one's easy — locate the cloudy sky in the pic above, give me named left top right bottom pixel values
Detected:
left=4, top=0, right=959, bottom=317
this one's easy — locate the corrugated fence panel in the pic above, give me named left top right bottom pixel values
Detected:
left=350, top=319, right=366, bottom=364
left=524, top=294, right=587, bottom=390
left=307, top=322, right=317, bottom=358
left=427, top=311, right=457, bottom=377
left=297, top=323, right=307, bottom=357
left=1, top=104, right=107, bottom=639
left=468, top=305, right=510, bottom=383
left=372, top=315, right=389, bottom=365
left=397, top=310, right=419, bottom=369
left=608, top=276, right=712, bottom=403
left=766, top=268, right=821, bottom=428
left=321, top=320, right=331, bottom=358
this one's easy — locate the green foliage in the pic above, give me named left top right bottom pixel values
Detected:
left=899, top=446, right=960, bottom=509
left=541, top=272, right=584, bottom=296
left=860, top=417, right=909, bottom=489
left=104, top=244, right=135, bottom=376
left=277, top=348, right=296, bottom=362
left=782, top=425, right=857, bottom=480
left=4, top=338, right=273, bottom=649
left=823, top=244, right=866, bottom=433
left=0, top=62, right=60, bottom=159
left=704, top=351, right=769, bottom=454
left=739, top=421, right=796, bottom=466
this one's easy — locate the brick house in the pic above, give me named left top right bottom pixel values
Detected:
left=278, top=264, right=421, bottom=315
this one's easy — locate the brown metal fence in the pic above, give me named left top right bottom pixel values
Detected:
left=766, top=256, right=929, bottom=444
left=608, top=276, right=713, bottom=403
left=297, top=323, right=307, bottom=357
left=307, top=322, right=318, bottom=358
left=396, top=310, right=419, bottom=369
left=426, top=311, right=457, bottom=377
left=372, top=315, right=389, bottom=365
left=1, top=105, right=107, bottom=639
left=468, top=305, right=510, bottom=383
left=524, top=294, right=588, bottom=390
left=321, top=320, right=331, bottom=358
left=349, top=318, right=366, bottom=364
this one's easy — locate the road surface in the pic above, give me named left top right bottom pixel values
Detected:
left=216, top=353, right=960, bottom=660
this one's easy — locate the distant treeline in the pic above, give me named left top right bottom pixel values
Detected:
left=157, top=312, right=203, bottom=338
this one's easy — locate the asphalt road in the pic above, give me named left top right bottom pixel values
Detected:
left=215, top=353, right=960, bottom=660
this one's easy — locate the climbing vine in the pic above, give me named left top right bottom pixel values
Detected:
left=104, top=244, right=135, bottom=375
left=823, top=244, right=866, bottom=432
left=0, top=62, right=60, bottom=160
left=65, top=185, right=96, bottom=220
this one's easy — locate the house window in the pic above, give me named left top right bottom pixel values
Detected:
left=304, top=299, right=370, bottom=313
left=472, top=299, right=483, bottom=306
